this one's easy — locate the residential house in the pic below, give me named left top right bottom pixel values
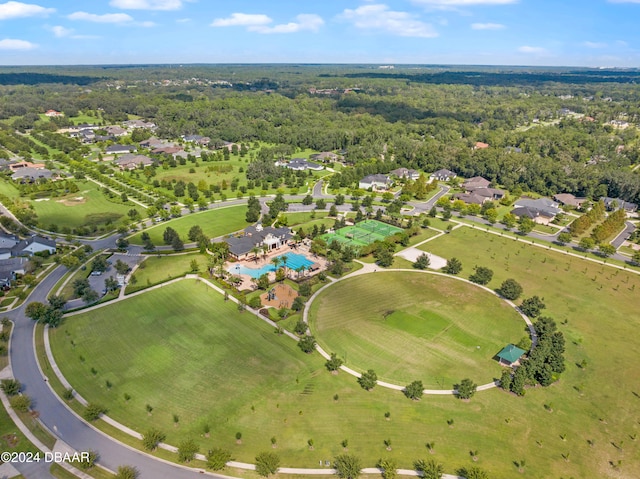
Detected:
left=106, top=144, right=137, bottom=155
left=0, top=233, right=19, bottom=260
left=152, top=146, right=183, bottom=156
left=114, top=154, right=154, bottom=171
left=0, top=234, right=56, bottom=259
left=225, top=224, right=293, bottom=260
left=11, top=167, right=54, bottom=182
left=281, top=158, right=323, bottom=171
left=123, top=119, right=156, bottom=129
left=79, top=128, right=96, bottom=142
left=505, top=146, right=523, bottom=153
left=139, top=137, right=165, bottom=149
left=462, top=176, right=491, bottom=190
left=183, top=134, right=210, bottom=146
left=105, top=126, right=128, bottom=137
left=390, top=167, right=420, bottom=181
left=11, top=235, right=56, bottom=256
left=453, top=192, right=486, bottom=205
left=473, top=141, right=490, bottom=150
left=601, top=197, right=638, bottom=213
left=310, top=152, right=340, bottom=163
left=512, top=197, right=560, bottom=225
left=553, top=193, right=588, bottom=209
left=0, top=257, right=28, bottom=288
left=430, top=169, right=457, bottom=182
left=610, top=120, right=629, bottom=129
left=359, top=174, right=391, bottom=191
left=44, top=110, right=63, bottom=117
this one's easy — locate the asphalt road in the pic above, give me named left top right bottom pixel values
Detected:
left=611, top=220, right=636, bottom=248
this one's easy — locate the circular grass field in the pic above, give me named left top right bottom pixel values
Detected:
left=308, top=271, right=527, bottom=387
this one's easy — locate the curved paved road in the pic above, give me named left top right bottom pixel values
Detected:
left=5, top=266, right=231, bottom=479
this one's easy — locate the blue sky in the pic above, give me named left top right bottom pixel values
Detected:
left=0, top=0, right=639, bottom=66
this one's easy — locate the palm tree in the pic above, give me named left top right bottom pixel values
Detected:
left=251, top=246, right=261, bottom=263
left=270, top=256, right=281, bottom=272
left=261, top=244, right=269, bottom=261
left=296, top=266, right=304, bottom=279
left=281, top=254, right=289, bottom=277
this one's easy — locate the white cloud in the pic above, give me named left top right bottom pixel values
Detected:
left=212, top=12, right=323, bottom=34
left=583, top=41, right=607, bottom=48
left=0, top=1, right=54, bottom=20
left=68, top=11, right=134, bottom=24
left=109, top=0, right=182, bottom=10
left=471, top=22, right=505, bottom=29
left=340, top=4, right=438, bottom=38
left=0, top=38, right=36, bottom=49
left=211, top=13, right=272, bottom=27
left=251, top=14, right=324, bottom=34
left=413, top=0, right=517, bottom=5
left=48, top=25, right=100, bottom=39
left=51, top=25, right=71, bottom=37
left=518, top=45, right=546, bottom=54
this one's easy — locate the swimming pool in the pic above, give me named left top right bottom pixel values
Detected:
left=228, top=253, right=315, bottom=279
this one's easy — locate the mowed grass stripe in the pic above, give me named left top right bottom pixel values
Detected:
left=309, top=271, right=525, bottom=386
left=32, top=180, right=141, bottom=230
left=51, top=280, right=310, bottom=437
left=129, top=205, right=248, bottom=245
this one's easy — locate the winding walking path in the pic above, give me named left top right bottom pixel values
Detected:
left=302, top=263, right=536, bottom=395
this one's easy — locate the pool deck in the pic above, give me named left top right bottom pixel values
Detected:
left=227, top=243, right=328, bottom=291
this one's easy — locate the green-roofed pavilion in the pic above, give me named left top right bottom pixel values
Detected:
left=497, top=344, right=526, bottom=366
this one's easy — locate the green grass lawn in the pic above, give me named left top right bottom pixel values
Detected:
left=31, top=180, right=142, bottom=233
left=125, top=253, right=203, bottom=293
left=532, top=224, right=560, bottom=235
left=126, top=253, right=208, bottom=294
left=0, top=179, right=21, bottom=199
left=129, top=205, right=248, bottom=245
left=0, top=398, right=40, bottom=457
left=142, top=148, right=323, bottom=199
left=309, top=272, right=525, bottom=386
left=280, top=211, right=329, bottom=226
left=48, top=227, right=640, bottom=478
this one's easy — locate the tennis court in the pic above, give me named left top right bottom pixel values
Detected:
left=321, top=219, right=403, bottom=249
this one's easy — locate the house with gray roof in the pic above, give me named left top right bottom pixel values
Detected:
left=11, top=167, right=54, bottom=182
left=282, top=158, right=323, bottom=171
left=106, top=144, right=137, bottom=155
left=601, top=197, right=638, bottom=213
left=511, top=198, right=560, bottom=225
left=514, top=198, right=560, bottom=218
left=390, top=167, right=420, bottom=180
left=0, top=257, right=28, bottom=288
left=123, top=119, right=156, bottom=129
left=359, top=174, right=391, bottom=191
left=11, top=235, right=56, bottom=256
left=183, top=134, right=210, bottom=146
left=225, top=224, right=292, bottom=260
left=430, top=168, right=457, bottom=182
